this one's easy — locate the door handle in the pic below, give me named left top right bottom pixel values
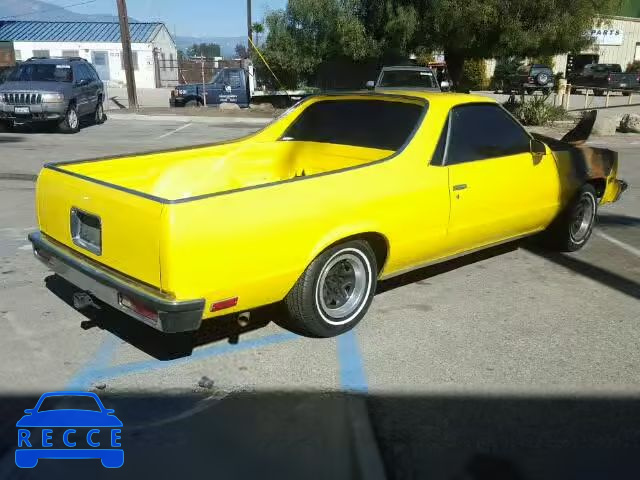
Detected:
left=452, top=184, right=467, bottom=191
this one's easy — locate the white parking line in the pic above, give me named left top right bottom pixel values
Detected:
left=595, top=230, right=640, bottom=258
left=155, top=123, right=192, bottom=139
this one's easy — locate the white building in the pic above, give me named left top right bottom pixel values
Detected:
left=0, top=21, right=178, bottom=88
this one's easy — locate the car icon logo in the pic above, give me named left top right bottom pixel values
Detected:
left=15, top=391, right=123, bottom=468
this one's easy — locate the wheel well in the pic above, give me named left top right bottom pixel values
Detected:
left=67, top=98, right=77, bottom=108
left=328, top=232, right=389, bottom=273
left=587, top=178, right=606, bottom=199
left=185, top=96, right=203, bottom=105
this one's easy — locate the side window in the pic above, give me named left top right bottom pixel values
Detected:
left=430, top=115, right=449, bottom=166
left=75, top=64, right=89, bottom=83
left=445, top=105, right=531, bottom=165
left=86, top=64, right=100, bottom=81
left=228, top=70, right=243, bottom=89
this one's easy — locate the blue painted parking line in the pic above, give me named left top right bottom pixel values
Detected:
left=88, top=332, right=299, bottom=383
left=66, top=334, right=120, bottom=390
left=337, top=330, right=368, bottom=393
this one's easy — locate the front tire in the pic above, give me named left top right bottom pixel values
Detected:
left=58, top=104, right=80, bottom=133
left=285, top=240, right=377, bottom=338
left=542, top=184, right=598, bottom=252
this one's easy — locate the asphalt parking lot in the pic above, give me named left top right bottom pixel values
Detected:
left=0, top=117, right=639, bottom=478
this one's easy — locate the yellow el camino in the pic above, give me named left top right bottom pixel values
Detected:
left=29, top=92, right=627, bottom=338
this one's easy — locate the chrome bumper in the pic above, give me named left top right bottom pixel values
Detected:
left=28, top=232, right=205, bottom=333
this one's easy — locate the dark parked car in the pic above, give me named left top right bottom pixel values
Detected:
left=507, top=64, right=555, bottom=95
left=567, top=63, right=640, bottom=96
left=0, top=57, right=105, bottom=133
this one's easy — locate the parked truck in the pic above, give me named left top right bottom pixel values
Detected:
left=170, top=66, right=312, bottom=109
left=568, top=63, right=640, bottom=96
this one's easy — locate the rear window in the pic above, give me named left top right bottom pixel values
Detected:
left=379, top=70, right=438, bottom=89
left=530, top=66, right=552, bottom=76
left=281, top=99, right=424, bottom=151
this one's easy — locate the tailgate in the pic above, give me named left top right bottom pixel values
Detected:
left=36, top=167, right=164, bottom=289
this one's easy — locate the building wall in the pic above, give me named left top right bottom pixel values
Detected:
left=12, top=38, right=177, bottom=88
left=152, top=27, right=179, bottom=87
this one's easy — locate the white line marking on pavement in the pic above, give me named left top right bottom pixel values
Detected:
left=595, top=230, right=640, bottom=258
left=18, top=244, right=32, bottom=250
left=155, top=122, right=192, bottom=139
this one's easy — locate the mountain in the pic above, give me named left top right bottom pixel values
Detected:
left=175, top=36, right=246, bottom=58
left=0, top=0, right=135, bottom=23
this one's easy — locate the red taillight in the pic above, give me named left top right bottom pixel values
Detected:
left=119, top=294, right=158, bottom=321
left=210, top=297, right=238, bottom=312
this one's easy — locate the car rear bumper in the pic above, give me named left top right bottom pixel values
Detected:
left=28, top=231, right=205, bottom=333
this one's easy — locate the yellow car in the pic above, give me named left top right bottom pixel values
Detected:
left=28, top=92, right=627, bottom=338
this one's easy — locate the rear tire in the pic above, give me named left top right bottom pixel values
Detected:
left=541, top=184, right=598, bottom=252
left=58, top=104, right=80, bottom=133
left=94, top=100, right=105, bottom=124
left=284, top=240, right=377, bottom=338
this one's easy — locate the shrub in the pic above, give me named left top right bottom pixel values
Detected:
left=503, top=94, right=569, bottom=126
left=491, top=56, right=524, bottom=92
left=459, top=59, right=489, bottom=91
left=627, top=60, right=640, bottom=72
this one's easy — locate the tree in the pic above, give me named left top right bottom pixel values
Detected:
left=186, top=43, right=221, bottom=58
left=260, top=0, right=621, bottom=90
left=235, top=43, right=248, bottom=59
left=252, top=22, right=265, bottom=45
left=258, top=0, right=376, bottom=88
left=406, top=0, right=623, bottom=88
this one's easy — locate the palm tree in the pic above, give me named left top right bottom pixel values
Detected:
left=252, top=22, right=264, bottom=45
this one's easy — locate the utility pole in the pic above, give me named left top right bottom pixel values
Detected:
left=116, top=0, right=138, bottom=109
left=247, top=0, right=252, bottom=50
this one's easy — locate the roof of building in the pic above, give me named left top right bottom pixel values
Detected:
left=0, top=21, right=167, bottom=43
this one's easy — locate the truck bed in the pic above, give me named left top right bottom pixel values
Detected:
left=56, top=141, right=393, bottom=202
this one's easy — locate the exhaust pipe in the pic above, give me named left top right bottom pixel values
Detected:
left=237, top=312, right=251, bottom=327
left=73, top=291, right=97, bottom=310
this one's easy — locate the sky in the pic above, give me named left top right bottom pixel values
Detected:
left=47, top=0, right=288, bottom=37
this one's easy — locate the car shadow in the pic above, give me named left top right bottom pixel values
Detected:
left=377, top=241, right=521, bottom=294
left=597, top=213, right=640, bottom=228
left=0, top=135, right=25, bottom=143
left=44, top=275, right=272, bottom=361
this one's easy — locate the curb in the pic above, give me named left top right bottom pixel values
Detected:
left=107, top=113, right=272, bottom=126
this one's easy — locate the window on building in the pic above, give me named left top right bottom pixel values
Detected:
left=445, top=104, right=531, bottom=165
left=161, top=52, right=166, bottom=70
left=14, top=50, right=21, bottom=61
left=121, top=51, right=139, bottom=71
left=32, top=50, right=50, bottom=58
left=169, top=53, right=174, bottom=70
left=62, top=50, right=79, bottom=58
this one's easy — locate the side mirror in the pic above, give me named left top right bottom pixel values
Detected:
left=531, top=139, right=546, bottom=155
left=440, top=80, right=450, bottom=91
left=365, top=80, right=375, bottom=90
left=76, top=78, right=89, bottom=87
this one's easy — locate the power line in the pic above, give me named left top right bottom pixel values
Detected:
left=0, top=0, right=99, bottom=21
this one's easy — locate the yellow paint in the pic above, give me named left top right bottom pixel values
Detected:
left=35, top=91, right=624, bottom=319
